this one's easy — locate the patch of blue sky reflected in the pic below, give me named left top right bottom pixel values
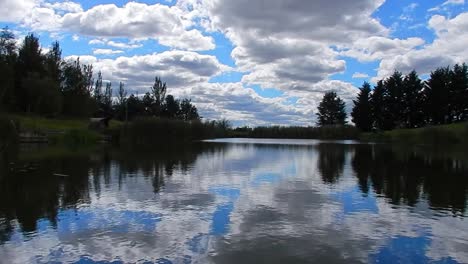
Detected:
left=331, top=186, right=379, bottom=216
left=35, top=208, right=162, bottom=235
left=369, top=233, right=459, bottom=264
left=251, top=172, right=282, bottom=187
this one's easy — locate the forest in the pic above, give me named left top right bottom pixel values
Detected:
left=0, top=28, right=199, bottom=122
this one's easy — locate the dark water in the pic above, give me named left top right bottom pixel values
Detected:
left=0, top=139, right=467, bottom=263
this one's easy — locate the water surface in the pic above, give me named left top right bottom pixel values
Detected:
left=0, top=139, right=467, bottom=263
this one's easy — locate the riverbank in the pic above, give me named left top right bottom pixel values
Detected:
left=361, top=122, right=468, bottom=145
left=1, top=114, right=122, bottom=146
left=3, top=114, right=468, bottom=147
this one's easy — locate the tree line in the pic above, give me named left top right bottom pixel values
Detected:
left=0, top=28, right=199, bottom=122
left=315, top=64, right=468, bottom=132
left=351, top=65, right=468, bottom=131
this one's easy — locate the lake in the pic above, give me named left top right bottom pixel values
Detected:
left=0, top=139, right=467, bottom=263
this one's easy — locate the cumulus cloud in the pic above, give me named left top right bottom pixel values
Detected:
left=372, top=12, right=468, bottom=81
left=89, top=39, right=143, bottom=49
left=66, top=50, right=229, bottom=92
left=93, top=49, right=124, bottom=55
left=0, top=0, right=36, bottom=23
left=341, top=36, right=425, bottom=62
left=60, top=2, right=215, bottom=50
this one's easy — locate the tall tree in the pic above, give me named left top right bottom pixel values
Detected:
left=93, top=71, right=103, bottom=104
left=151, top=76, right=166, bottom=116
left=351, top=82, right=373, bottom=132
left=402, top=70, right=425, bottom=128
left=371, top=80, right=386, bottom=130
left=423, top=67, right=451, bottom=125
left=316, top=91, right=347, bottom=126
left=449, top=63, right=468, bottom=122
left=103, top=82, right=113, bottom=114
left=61, top=58, right=95, bottom=116
left=16, top=33, right=44, bottom=112
left=0, top=27, right=16, bottom=110
left=115, top=82, right=128, bottom=121
left=383, top=71, right=404, bottom=129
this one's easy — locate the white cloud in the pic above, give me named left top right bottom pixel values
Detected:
left=0, top=0, right=36, bottom=23
left=66, top=50, right=229, bottom=92
left=93, top=49, right=124, bottom=55
left=442, top=0, right=465, bottom=6
left=372, top=12, right=468, bottom=81
left=60, top=2, right=215, bottom=51
left=89, top=39, right=143, bottom=49
left=352, top=72, right=370, bottom=78
left=341, top=36, right=425, bottom=62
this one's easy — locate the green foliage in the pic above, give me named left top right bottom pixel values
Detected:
left=361, top=122, right=468, bottom=146
left=316, top=91, right=347, bottom=126
left=120, top=118, right=226, bottom=148
left=351, top=82, right=372, bottom=132
left=51, top=129, right=101, bottom=146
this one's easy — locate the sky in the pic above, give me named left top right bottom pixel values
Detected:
left=0, top=0, right=467, bottom=126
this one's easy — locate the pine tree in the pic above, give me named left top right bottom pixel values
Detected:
left=371, top=80, right=386, bottom=130
left=351, top=82, right=373, bottom=132
left=423, top=67, right=451, bottom=125
left=402, top=70, right=424, bottom=128
left=383, top=71, right=404, bottom=129
left=450, top=64, right=468, bottom=122
left=316, top=91, right=347, bottom=126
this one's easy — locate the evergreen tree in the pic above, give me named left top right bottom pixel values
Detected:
left=449, top=63, right=468, bottom=122
left=351, top=82, right=373, bottom=132
left=423, top=67, right=451, bottom=125
left=316, top=91, right=347, bottom=126
left=402, top=70, right=424, bottom=128
left=383, top=71, right=404, bottom=129
left=371, top=80, right=386, bottom=130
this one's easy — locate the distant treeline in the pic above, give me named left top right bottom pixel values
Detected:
left=119, top=118, right=232, bottom=148
left=0, top=28, right=200, bottom=122
left=230, top=125, right=360, bottom=140
left=351, top=65, right=468, bottom=132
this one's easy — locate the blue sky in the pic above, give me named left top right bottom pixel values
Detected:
left=1, top=0, right=467, bottom=126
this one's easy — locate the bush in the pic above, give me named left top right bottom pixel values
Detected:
left=50, top=129, right=100, bottom=146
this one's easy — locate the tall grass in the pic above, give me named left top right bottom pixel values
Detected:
left=119, top=118, right=229, bottom=148
left=360, top=122, right=468, bottom=146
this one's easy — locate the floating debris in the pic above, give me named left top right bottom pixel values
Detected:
left=53, top=173, right=69, bottom=177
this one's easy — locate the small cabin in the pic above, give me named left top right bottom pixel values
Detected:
left=88, top=117, right=111, bottom=130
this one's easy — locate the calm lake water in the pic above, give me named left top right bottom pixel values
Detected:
left=0, top=139, right=467, bottom=263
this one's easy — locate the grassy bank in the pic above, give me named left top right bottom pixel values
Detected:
left=361, top=122, right=468, bottom=146
left=4, top=114, right=122, bottom=146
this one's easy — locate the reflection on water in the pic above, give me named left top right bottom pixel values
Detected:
left=0, top=140, right=467, bottom=263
